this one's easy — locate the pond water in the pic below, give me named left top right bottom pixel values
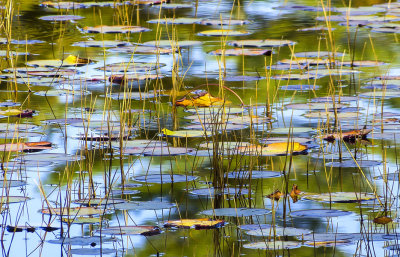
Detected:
left=1, top=0, right=400, bottom=256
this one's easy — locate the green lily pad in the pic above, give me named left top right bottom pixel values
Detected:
left=48, top=236, right=117, bottom=246
left=133, top=174, right=197, bottom=183
left=62, top=217, right=103, bottom=224
left=246, top=226, right=312, bottom=237
left=73, top=198, right=127, bottom=206
left=98, top=62, right=165, bottom=72
left=271, top=73, right=320, bottom=80
left=39, top=15, right=84, bottom=21
left=243, top=241, right=301, bottom=250
left=326, top=160, right=381, bottom=168
left=0, top=196, right=30, bottom=204
left=69, top=248, right=117, bottom=255
left=268, top=127, right=314, bottom=134
left=189, top=187, right=249, bottom=196
left=142, top=40, right=202, bottom=48
left=228, top=39, right=295, bottom=47
left=290, top=209, right=352, bottom=218
left=147, top=17, right=202, bottom=25
left=113, top=201, right=175, bottom=210
left=197, top=19, right=251, bottom=26
left=227, top=170, right=282, bottom=179
left=157, top=3, right=193, bottom=9
left=108, top=45, right=176, bottom=54
left=360, top=91, right=400, bottom=98
left=200, top=208, right=270, bottom=217
left=303, top=111, right=360, bottom=119
left=285, top=102, right=347, bottom=110
left=304, top=192, right=377, bottom=203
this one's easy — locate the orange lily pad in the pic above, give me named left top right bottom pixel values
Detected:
left=164, top=218, right=225, bottom=229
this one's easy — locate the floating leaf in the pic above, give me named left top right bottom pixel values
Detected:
left=0, top=141, right=52, bottom=152
left=325, top=160, right=381, bottom=168
left=209, top=48, right=272, bottom=56
left=157, top=3, right=193, bottom=9
left=82, top=25, right=150, bottom=33
left=311, top=96, right=358, bottom=103
left=324, top=128, right=372, bottom=142
left=189, top=187, right=249, bottom=196
left=340, top=60, right=387, bottom=67
left=304, top=240, right=351, bottom=247
left=113, top=201, right=174, bottom=210
left=147, top=17, right=202, bottom=25
left=303, top=111, right=360, bottom=119
left=268, top=127, right=314, bottom=134
left=290, top=184, right=301, bottom=203
left=279, top=58, right=334, bottom=66
left=15, top=153, right=82, bottom=162
left=198, top=30, right=250, bottom=37
left=40, top=207, right=105, bottom=216
left=271, top=73, right=319, bottom=80
left=280, top=84, right=320, bottom=91
left=69, top=248, right=117, bottom=255
left=142, top=40, right=201, bottom=48
left=98, top=226, right=161, bottom=236
left=72, top=40, right=132, bottom=48
left=266, top=190, right=282, bottom=201
left=0, top=196, right=30, bottom=204
left=303, top=192, right=376, bottom=203
left=285, top=102, right=347, bottom=110
left=360, top=91, right=400, bottom=98
left=164, top=218, right=225, bottom=229
left=197, top=19, right=251, bottom=26
left=227, top=170, right=282, bottom=179
left=290, top=209, right=352, bottom=218
left=373, top=216, right=392, bottom=225
left=176, top=92, right=230, bottom=107
left=160, top=128, right=206, bottom=138
left=108, top=45, right=176, bottom=54
left=228, top=39, right=295, bottom=47
left=236, top=142, right=308, bottom=156
left=99, top=62, right=165, bottom=72
left=246, top=226, right=311, bottom=237
left=243, top=241, right=300, bottom=250
left=0, top=180, right=27, bottom=187
left=39, top=15, right=84, bottom=21
left=109, top=74, right=163, bottom=84
left=62, top=217, right=102, bottom=224
left=200, top=208, right=270, bottom=217
left=133, top=174, right=197, bottom=184
left=73, top=198, right=126, bottom=206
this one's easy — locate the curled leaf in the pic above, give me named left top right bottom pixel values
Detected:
left=373, top=216, right=392, bottom=225
left=266, top=190, right=282, bottom=201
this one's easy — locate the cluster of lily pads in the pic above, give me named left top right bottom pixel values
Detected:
left=0, top=0, right=399, bottom=256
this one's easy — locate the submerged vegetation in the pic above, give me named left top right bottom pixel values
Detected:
left=0, top=0, right=399, bottom=256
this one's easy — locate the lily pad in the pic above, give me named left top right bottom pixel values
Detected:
left=285, top=102, right=347, bottom=110
left=39, top=15, right=84, bottom=21
left=227, top=170, right=282, bottom=179
left=360, top=91, right=400, bottom=98
left=303, top=192, right=377, bottom=203
left=0, top=196, right=30, bottom=204
left=157, top=3, right=193, bottom=9
left=311, top=96, right=358, bottom=103
left=164, top=218, right=225, bottom=229
left=340, top=60, right=387, bottom=67
left=197, top=19, right=251, bottom=26
left=268, top=127, right=314, bottom=134
left=73, top=198, right=127, bottom=206
left=325, top=160, right=381, bottom=168
left=48, top=236, right=117, bottom=246
left=72, top=40, right=132, bottom=48
left=290, top=209, right=352, bottom=218
left=40, top=207, right=105, bottom=216
left=147, top=17, right=202, bottom=25
left=374, top=172, right=400, bottom=181
left=200, top=208, right=270, bottom=217
left=236, top=142, right=308, bottom=156
left=108, top=45, right=176, bottom=54
left=98, top=226, right=161, bottom=236
left=209, top=48, right=272, bottom=56
left=99, top=62, right=165, bottom=72
left=133, top=174, right=197, bottom=183
left=271, top=74, right=319, bottom=80
left=243, top=241, right=301, bottom=250
left=61, top=217, right=103, bottom=224
left=142, top=40, right=202, bottom=48
left=69, top=248, right=117, bottom=255
left=246, top=226, right=312, bottom=237
left=228, top=39, right=295, bottom=47
left=303, top=111, right=360, bottom=119
left=113, top=201, right=175, bottom=210
left=15, top=153, right=83, bottom=162
left=280, top=84, right=320, bottom=91
left=189, top=187, right=249, bottom=196
left=198, top=30, right=251, bottom=37
left=0, top=180, right=27, bottom=187
left=83, top=25, right=151, bottom=33
left=160, top=128, right=206, bottom=138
